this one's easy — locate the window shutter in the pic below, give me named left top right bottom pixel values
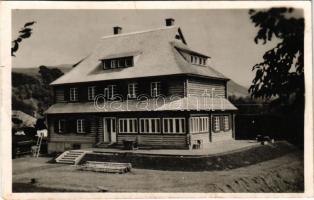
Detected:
left=220, top=116, right=224, bottom=132
left=69, top=118, right=77, bottom=133
left=85, top=118, right=91, bottom=134
left=54, top=119, right=59, bottom=133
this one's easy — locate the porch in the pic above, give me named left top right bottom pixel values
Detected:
left=89, top=139, right=258, bottom=156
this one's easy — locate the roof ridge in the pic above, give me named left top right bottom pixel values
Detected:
left=101, top=26, right=179, bottom=39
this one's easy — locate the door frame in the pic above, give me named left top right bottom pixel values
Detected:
left=103, top=117, right=117, bottom=143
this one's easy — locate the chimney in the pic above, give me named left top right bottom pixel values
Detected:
left=165, top=18, right=175, bottom=26
left=113, top=26, right=122, bottom=35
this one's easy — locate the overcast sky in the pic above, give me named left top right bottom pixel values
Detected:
left=12, top=9, right=283, bottom=87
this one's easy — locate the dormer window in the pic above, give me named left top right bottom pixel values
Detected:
left=190, top=55, right=207, bottom=66
left=103, top=56, right=133, bottom=69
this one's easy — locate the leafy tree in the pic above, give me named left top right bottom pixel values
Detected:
left=248, top=8, right=304, bottom=103
left=38, top=65, right=64, bottom=85
left=12, top=21, right=36, bottom=56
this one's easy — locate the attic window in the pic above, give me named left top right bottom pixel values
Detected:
left=103, top=56, right=133, bottom=69
left=190, top=55, right=207, bottom=66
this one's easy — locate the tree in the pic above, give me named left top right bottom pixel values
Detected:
left=12, top=21, right=36, bottom=57
left=248, top=8, right=304, bottom=104
left=38, top=65, right=64, bottom=85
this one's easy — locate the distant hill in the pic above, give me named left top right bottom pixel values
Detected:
left=12, top=64, right=73, bottom=75
left=227, top=80, right=249, bottom=98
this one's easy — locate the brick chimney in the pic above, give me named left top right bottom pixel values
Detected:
left=113, top=26, right=122, bottom=35
left=165, top=18, right=175, bottom=26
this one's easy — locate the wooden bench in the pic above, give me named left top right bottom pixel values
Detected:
left=77, top=161, right=132, bottom=174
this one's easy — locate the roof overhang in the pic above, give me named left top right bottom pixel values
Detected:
left=45, top=97, right=237, bottom=114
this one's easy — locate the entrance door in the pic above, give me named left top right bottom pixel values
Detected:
left=103, top=118, right=116, bottom=143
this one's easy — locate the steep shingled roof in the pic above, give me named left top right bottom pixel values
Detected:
left=51, top=26, right=227, bottom=85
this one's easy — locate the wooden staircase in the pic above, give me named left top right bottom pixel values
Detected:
left=55, top=150, right=87, bottom=165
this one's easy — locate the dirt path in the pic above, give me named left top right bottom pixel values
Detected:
left=13, top=152, right=303, bottom=192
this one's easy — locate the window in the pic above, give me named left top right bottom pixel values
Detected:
left=70, top=88, right=78, bottom=101
left=88, top=86, right=96, bottom=100
left=119, top=118, right=137, bottom=133
left=189, top=117, right=209, bottom=133
left=57, top=119, right=66, bottom=133
left=151, top=82, right=161, bottom=97
left=128, top=83, right=138, bottom=98
left=190, top=55, right=207, bottom=66
left=139, top=118, right=160, bottom=134
left=104, top=85, right=116, bottom=100
left=163, top=118, right=185, bottom=134
left=222, top=115, right=230, bottom=131
left=103, top=56, right=134, bottom=69
left=212, top=116, right=220, bottom=132
left=77, top=119, right=85, bottom=133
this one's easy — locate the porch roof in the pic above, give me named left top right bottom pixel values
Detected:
left=45, top=97, right=237, bottom=114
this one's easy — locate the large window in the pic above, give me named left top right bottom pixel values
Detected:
left=104, top=85, right=116, bottom=100
left=163, top=118, right=185, bottom=134
left=77, top=119, right=85, bottom=133
left=103, top=56, right=134, bottom=69
left=88, top=86, right=96, bottom=100
left=69, top=88, right=78, bottom=101
left=128, top=83, right=138, bottom=98
left=212, top=115, right=231, bottom=132
left=119, top=118, right=137, bottom=133
left=189, top=116, right=209, bottom=133
left=139, top=118, right=161, bottom=134
left=151, top=82, right=161, bottom=97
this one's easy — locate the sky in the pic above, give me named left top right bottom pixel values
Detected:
left=12, top=9, right=282, bottom=87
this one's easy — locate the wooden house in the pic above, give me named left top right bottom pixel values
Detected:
left=45, top=18, right=237, bottom=153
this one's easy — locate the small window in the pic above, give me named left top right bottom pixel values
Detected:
left=212, top=116, right=220, bottom=132
left=151, top=82, right=161, bottom=97
left=104, top=85, right=116, bottom=100
left=70, top=88, right=78, bottom=101
left=77, top=119, right=85, bottom=133
left=119, top=118, right=137, bottom=133
left=139, top=118, right=161, bottom=134
left=88, top=86, right=96, bottom=101
left=58, top=119, right=66, bottom=133
left=128, top=83, right=138, bottom=98
left=163, top=118, right=185, bottom=134
left=103, top=56, right=134, bottom=69
left=223, top=115, right=230, bottom=131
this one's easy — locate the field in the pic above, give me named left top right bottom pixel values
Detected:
left=13, top=150, right=303, bottom=193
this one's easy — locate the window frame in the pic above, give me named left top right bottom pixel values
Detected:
left=105, top=85, right=116, bottom=100
left=139, top=118, right=161, bottom=134
left=222, top=115, right=231, bottom=131
left=76, top=119, right=85, bottom=134
left=69, top=88, right=78, bottom=101
left=127, top=83, right=138, bottom=99
left=163, top=118, right=185, bottom=134
left=118, top=118, right=138, bottom=134
left=212, top=115, right=221, bottom=133
left=87, top=86, right=96, bottom=101
left=58, top=119, right=66, bottom=134
left=150, top=82, right=161, bottom=97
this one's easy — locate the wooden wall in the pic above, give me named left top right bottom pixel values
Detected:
left=187, top=77, right=226, bottom=98
left=53, top=76, right=186, bottom=103
left=117, top=134, right=188, bottom=149
left=47, top=114, right=98, bottom=144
